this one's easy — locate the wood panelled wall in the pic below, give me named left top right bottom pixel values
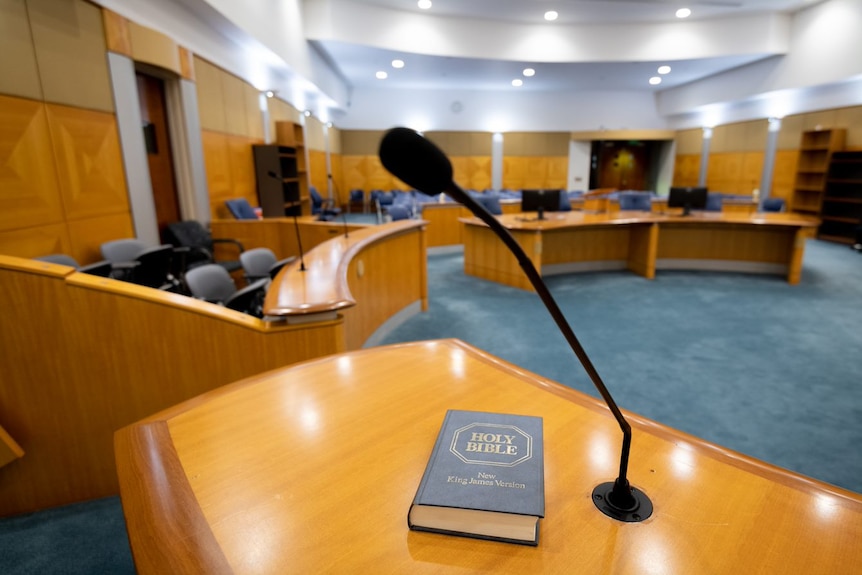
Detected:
left=502, top=132, right=568, bottom=190
left=337, top=130, right=568, bottom=194
left=194, top=56, right=266, bottom=220
left=673, top=105, right=862, bottom=203
left=0, top=0, right=132, bottom=264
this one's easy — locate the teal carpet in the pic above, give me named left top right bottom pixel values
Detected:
left=1, top=238, right=859, bottom=573
left=380, top=239, right=862, bottom=495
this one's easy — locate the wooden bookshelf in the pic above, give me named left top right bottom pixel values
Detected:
left=818, top=150, right=862, bottom=244
left=791, top=129, right=845, bottom=215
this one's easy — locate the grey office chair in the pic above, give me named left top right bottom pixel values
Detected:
left=36, top=254, right=113, bottom=277
left=185, top=263, right=269, bottom=317
left=239, top=247, right=295, bottom=282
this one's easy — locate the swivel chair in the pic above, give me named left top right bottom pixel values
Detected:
left=618, top=191, right=653, bottom=211
left=225, top=198, right=259, bottom=220
left=240, top=247, right=295, bottom=282
left=185, top=263, right=269, bottom=317
left=163, top=220, right=245, bottom=275
left=35, top=254, right=112, bottom=277
left=310, top=187, right=341, bottom=221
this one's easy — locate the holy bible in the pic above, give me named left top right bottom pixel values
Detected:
left=408, top=409, right=545, bottom=545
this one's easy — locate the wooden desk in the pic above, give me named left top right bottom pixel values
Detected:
left=463, top=211, right=819, bottom=290
left=115, top=340, right=862, bottom=574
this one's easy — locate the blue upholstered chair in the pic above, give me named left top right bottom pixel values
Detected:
left=473, top=193, right=503, bottom=215
left=704, top=193, right=723, bottom=212
left=310, top=186, right=341, bottom=220
left=618, top=191, right=652, bottom=211
left=385, top=205, right=412, bottom=221
left=761, top=197, right=786, bottom=212
left=225, top=198, right=258, bottom=220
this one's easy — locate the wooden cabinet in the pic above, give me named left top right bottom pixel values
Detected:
left=818, top=151, right=862, bottom=244
left=253, top=121, right=309, bottom=217
left=791, top=129, right=845, bottom=215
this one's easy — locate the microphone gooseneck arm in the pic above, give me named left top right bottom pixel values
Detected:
left=291, top=213, right=307, bottom=272
left=378, top=126, right=651, bottom=521
left=445, top=184, right=637, bottom=510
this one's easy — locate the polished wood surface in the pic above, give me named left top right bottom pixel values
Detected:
left=463, top=211, right=818, bottom=290
left=0, top=424, right=24, bottom=469
left=0, top=255, right=344, bottom=517
left=116, top=339, right=862, bottom=574
left=210, top=217, right=368, bottom=262
left=265, top=220, right=428, bottom=349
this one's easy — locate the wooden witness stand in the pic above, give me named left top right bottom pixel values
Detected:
left=115, top=340, right=862, bottom=574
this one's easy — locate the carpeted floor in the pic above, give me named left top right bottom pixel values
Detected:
left=1, top=238, right=859, bottom=574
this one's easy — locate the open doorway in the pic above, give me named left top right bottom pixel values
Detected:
left=590, top=140, right=664, bottom=191
left=136, top=71, right=180, bottom=241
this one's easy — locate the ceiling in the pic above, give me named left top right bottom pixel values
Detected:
left=310, top=0, right=825, bottom=93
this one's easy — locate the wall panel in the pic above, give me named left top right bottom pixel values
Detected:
left=0, top=222, right=71, bottom=259
left=0, top=0, right=42, bottom=100
left=66, top=211, right=134, bottom=264
left=27, top=0, right=113, bottom=112
left=193, top=57, right=226, bottom=133
left=46, top=103, right=129, bottom=220
left=0, top=95, right=64, bottom=232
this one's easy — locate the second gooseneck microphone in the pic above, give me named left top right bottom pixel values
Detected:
left=379, top=127, right=652, bottom=522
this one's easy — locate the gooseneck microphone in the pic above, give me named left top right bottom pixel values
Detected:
left=267, top=170, right=307, bottom=271
left=379, top=127, right=652, bottom=522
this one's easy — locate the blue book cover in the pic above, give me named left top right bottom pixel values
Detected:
left=408, top=409, right=545, bottom=545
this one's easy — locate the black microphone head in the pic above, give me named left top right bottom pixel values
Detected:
left=379, top=127, right=453, bottom=196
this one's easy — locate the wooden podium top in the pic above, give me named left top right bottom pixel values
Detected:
left=115, top=340, right=862, bottom=574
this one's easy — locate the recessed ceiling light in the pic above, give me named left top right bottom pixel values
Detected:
left=676, top=8, right=691, bottom=18
left=649, top=76, right=662, bottom=85
left=417, top=0, right=432, bottom=10
left=544, top=11, right=558, bottom=21
left=657, top=65, right=671, bottom=75
left=392, top=59, right=405, bottom=69
left=376, top=71, right=388, bottom=80
left=512, top=79, right=523, bottom=87
left=523, top=68, right=535, bottom=77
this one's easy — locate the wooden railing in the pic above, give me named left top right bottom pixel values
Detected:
left=0, top=256, right=341, bottom=517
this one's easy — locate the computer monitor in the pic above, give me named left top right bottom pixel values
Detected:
left=667, top=187, right=708, bottom=216
left=521, top=189, right=561, bottom=220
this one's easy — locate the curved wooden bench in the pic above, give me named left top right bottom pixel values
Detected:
left=0, top=255, right=345, bottom=517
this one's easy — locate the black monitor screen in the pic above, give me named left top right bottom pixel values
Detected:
left=521, top=189, right=561, bottom=220
left=667, top=187, right=708, bottom=215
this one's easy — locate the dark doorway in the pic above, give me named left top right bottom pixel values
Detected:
left=590, top=140, right=657, bottom=191
left=136, top=72, right=180, bottom=240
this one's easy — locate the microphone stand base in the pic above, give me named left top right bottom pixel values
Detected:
left=592, top=482, right=653, bottom=523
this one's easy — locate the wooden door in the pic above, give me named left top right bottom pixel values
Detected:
left=596, top=141, right=649, bottom=190
left=136, top=73, right=180, bottom=238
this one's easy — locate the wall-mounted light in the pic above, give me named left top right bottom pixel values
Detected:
left=702, top=127, right=714, bottom=139
left=303, top=110, right=311, bottom=117
left=264, top=90, right=276, bottom=98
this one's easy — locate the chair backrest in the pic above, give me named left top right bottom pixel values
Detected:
left=761, top=197, right=786, bottom=212
left=184, top=264, right=236, bottom=303
left=130, top=245, right=175, bottom=289
left=36, top=254, right=80, bottom=267
left=101, top=239, right=148, bottom=263
left=618, top=191, right=652, bottom=211
left=240, top=247, right=278, bottom=281
left=386, top=205, right=411, bottom=221
left=474, top=193, right=503, bottom=215
left=704, top=193, right=723, bottom=212
left=558, top=192, right=573, bottom=212
left=225, top=198, right=258, bottom=220
left=165, top=221, right=211, bottom=250
left=225, top=277, right=270, bottom=317
left=310, top=186, right=323, bottom=208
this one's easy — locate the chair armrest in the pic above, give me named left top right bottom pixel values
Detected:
left=212, top=238, right=245, bottom=253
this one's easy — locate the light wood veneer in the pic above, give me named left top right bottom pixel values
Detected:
left=463, top=211, right=818, bottom=290
left=115, top=339, right=862, bottom=574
